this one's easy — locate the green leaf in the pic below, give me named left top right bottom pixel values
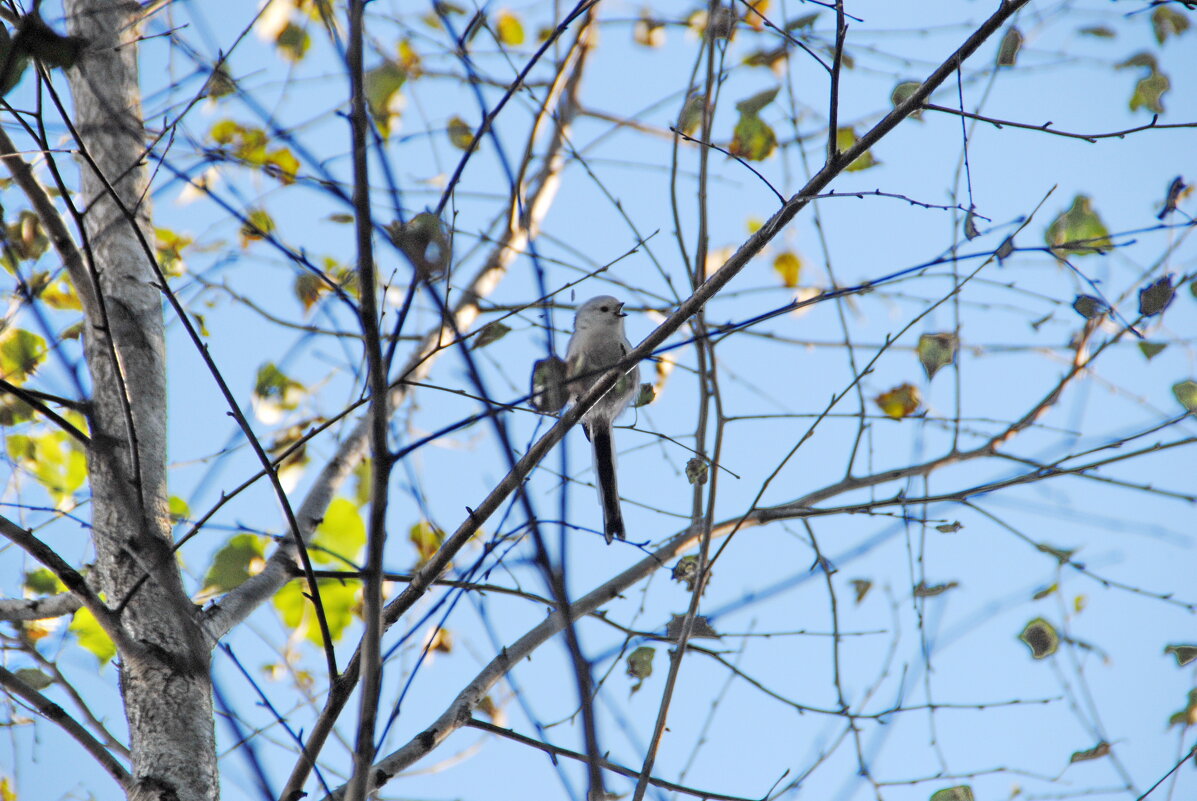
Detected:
left=203, top=533, right=267, bottom=593
left=1169, top=689, right=1197, bottom=728
left=364, top=61, right=407, bottom=137
left=275, top=22, right=311, bottom=62
left=626, top=645, right=654, bottom=692
left=1070, top=742, right=1111, bottom=763
left=1173, top=380, right=1197, bottom=413
left=13, top=667, right=53, bottom=690
left=6, top=210, right=49, bottom=261
left=1071, top=294, right=1108, bottom=320
left=929, top=787, right=974, bottom=801
left=633, top=382, right=655, bottom=408
left=890, top=80, right=922, bottom=119
left=996, top=26, right=1023, bottom=66
left=743, top=46, right=788, bottom=72
left=23, top=567, right=64, bottom=595
left=0, top=23, right=29, bottom=96
left=1138, top=275, right=1175, bottom=317
left=311, top=497, right=366, bottom=566
left=914, top=580, right=959, bottom=597
left=666, top=613, right=720, bottom=640
left=1045, top=195, right=1112, bottom=257
left=1130, top=69, right=1169, bottom=114
left=735, top=86, right=779, bottom=116
left=272, top=577, right=359, bottom=646
left=730, top=111, right=776, bottom=161
left=388, top=211, right=449, bottom=279
left=677, top=93, right=705, bottom=137
left=685, top=457, right=708, bottom=485
left=1138, top=341, right=1167, bottom=360
left=0, top=327, right=46, bottom=383
left=252, top=362, right=304, bottom=422
left=6, top=430, right=87, bottom=508
left=671, top=555, right=701, bottom=591
left=835, top=126, right=879, bottom=171
left=473, top=321, right=511, bottom=349
left=1151, top=7, right=1190, bottom=44
left=168, top=495, right=190, bottom=522
left=963, top=209, right=980, bottom=240
left=787, top=12, right=819, bottom=31
left=917, top=333, right=957, bottom=380
left=851, top=578, right=873, bottom=603
left=627, top=645, right=654, bottom=678
left=1158, top=176, right=1186, bottom=219
left=1164, top=644, right=1197, bottom=667
left=1117, top=52, right=1158, bottom=71
left=205, top=66, right=236, bottom=99
left=69, top=606, right=116, bottom=667
left=1019, top=617, right=1059, bottom=659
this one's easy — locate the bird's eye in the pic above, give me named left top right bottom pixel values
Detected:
left=600, top=305, right=609, bottom=313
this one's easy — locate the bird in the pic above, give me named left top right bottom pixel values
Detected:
left=564, top=296, right=640, bottom=542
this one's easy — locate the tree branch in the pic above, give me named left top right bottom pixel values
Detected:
left=0, top=665, right=132, bottom=789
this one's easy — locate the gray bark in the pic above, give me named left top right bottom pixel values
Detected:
left=64, top=1, right=217, bottom=799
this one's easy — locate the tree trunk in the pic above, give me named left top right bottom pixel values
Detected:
left=64, top=1, right=218, bottom=799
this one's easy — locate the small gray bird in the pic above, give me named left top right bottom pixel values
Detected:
left=565, top=296, right=640, bottom=542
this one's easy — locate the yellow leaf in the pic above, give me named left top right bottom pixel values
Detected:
left=1173, top=380, right=1197, bottom=413
left=494, top=9, right=524, bottom=45
left=266, top=148, right=300, bottom=185
left=772, top=251, right=801, bottom=287
left=835, top=126, right=879, bottom=172
left=240, top=208, right=276, bottom=248
left=446, top=115, right=474, bottom=150
left=427, top=627, right=453, bottom=654
left=409, top=520, right=446, bottom=568
left=70, top=605, right=116, bottom=667
left=634, top=12, right=665, bottom=48
left=0, top=327, right=47, bottom=383
left=742, top=0, right=769, bottom=31
left=874, top=383, right=921, bottom=419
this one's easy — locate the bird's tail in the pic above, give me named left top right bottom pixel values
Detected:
left=590, top=424, right=625, bottom=543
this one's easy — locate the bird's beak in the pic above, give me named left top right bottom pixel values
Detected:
left=615, top=303, right=627, bottom=317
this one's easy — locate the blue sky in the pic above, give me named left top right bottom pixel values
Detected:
left=2, top=1, right=1196, bottom=800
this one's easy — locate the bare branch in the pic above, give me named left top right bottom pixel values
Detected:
left=0, top=665, right=132, bottom=790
